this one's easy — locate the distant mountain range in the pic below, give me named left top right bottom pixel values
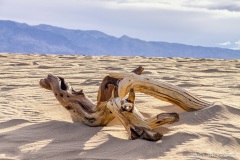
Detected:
left=0, top=20, right=240, bottom=59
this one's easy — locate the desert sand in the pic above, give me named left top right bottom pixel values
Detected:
left=0, top=53, right=239, bottom=160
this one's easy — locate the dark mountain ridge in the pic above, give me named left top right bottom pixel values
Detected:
left=0, top=20, right=240, bottom=59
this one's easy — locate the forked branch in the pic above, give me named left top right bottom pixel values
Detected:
left=40, top=66, right=211, bottom=141
left=107, top=88, right=179, bottom=141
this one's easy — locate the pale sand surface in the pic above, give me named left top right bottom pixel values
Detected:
left=0, top=53, right=239, bottom=160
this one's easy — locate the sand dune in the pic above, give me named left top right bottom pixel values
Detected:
left=0, top=53, right=239, bottom=159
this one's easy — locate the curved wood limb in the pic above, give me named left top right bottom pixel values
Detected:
left=109, top=73, right=212, bottom=111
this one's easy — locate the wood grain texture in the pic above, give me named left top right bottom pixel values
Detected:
left=109, top=73, right=212, bottom=111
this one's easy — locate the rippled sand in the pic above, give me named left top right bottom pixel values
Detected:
left=0, top=53, right=239, bottom=159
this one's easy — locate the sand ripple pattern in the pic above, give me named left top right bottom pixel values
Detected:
left=0, top=53, right=239, bottom=160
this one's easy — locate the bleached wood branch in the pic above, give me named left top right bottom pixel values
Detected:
left=109, top=73, right=212, bottom=111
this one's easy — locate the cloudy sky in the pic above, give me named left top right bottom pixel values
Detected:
left=0, top=0, right=240, bottom=49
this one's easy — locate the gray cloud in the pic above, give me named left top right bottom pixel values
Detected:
left=208, top=4, right=240, bottom=12
left=183, top=0, right=240, bottom=12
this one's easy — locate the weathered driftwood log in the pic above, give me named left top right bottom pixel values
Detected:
left=40, top=66, right=211, bottom=141
left=40, top=74, right=114, bottom=126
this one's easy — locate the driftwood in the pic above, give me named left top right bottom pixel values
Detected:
left=39, top=67, right=212, bottom=141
